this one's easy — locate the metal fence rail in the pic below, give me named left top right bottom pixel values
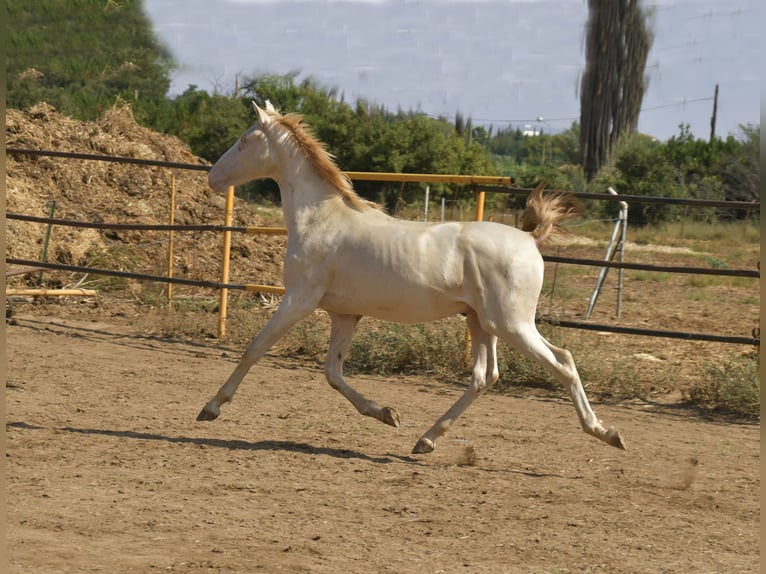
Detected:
left=6, top=147, right=760, bottom=345
left=537, top=317, right=760, bottom=346
left=6, top=258, right=249, bottom=291
left=475, top=184, right=761, bottom=210
left=543, top=255, right=758, bottom=278
left=7, top=257, right=760, bottom=347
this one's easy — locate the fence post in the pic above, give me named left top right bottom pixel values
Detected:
left=615, top=193, right=628, bottom=317
left=218, top=186, right=235, bottom=338
left=475, top=187, right=485, bottom=221
left=167, top=175, right=176, bottom=311
left=585, top=187, right=628, bottom=319
left=37, top=201, right=56, bottom=285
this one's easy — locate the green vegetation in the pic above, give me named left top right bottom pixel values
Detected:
left=686, top=353, right=760, bottom=418
left=7, top=0, right=172, bottom=121
left=6, top=1, right=759, bottom=218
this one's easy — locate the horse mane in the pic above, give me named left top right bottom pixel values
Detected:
left=274, top=112, right=378, bottom=212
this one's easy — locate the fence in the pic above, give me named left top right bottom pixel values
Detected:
left=5, top=147, right=760, bottom=346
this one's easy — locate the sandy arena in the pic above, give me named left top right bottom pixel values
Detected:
left=6, top=312, right=759, bottom=573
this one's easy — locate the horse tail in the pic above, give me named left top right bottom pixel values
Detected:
left=521, top=181, right=580, bottom=248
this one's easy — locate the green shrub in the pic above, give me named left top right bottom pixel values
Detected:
left=347, top=319, right=469, bottom=378
left=685, top=352, right=760, bottom=418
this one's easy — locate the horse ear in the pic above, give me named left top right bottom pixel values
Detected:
left=252, top=101, right=271, bottom=125
left=264, top=99, right=276, bottom=112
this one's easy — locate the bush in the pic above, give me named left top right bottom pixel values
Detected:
left=347, top=319, right=469, bottom=378
left=685, top=352, right=760, bottom=419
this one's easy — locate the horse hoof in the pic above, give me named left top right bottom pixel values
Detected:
left=412, top=437, right=435, bottom=454
left=196, top=404, right=220, bottom=422
left=606, top=429, right=627, bottom=450
left=380, top=406, right=401, bottom=428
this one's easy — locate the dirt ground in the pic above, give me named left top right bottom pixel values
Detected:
left=6, top=312, right=759, bottom=574
left=5, top=102, right=761, bottom=573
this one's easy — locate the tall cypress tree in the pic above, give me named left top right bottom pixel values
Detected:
left=580, top=0, right=653, bottom=181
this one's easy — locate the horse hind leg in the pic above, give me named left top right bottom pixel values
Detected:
left=324, top=313, right=400, bottom=428
left=499, top=322, right=626, bottom=450
left=413, top=312, right=497, bottom=454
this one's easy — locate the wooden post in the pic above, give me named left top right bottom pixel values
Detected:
left=167, top=174, right=176, bottom=311
left=37, top=201, right=56, bottom=285
left=218, top=186, right=235, bottom=338
left=6, top=288, right=97, bottom=297
left=467, top=185, right=487, bottom=360
left=709, top=83, right=719, bottom=145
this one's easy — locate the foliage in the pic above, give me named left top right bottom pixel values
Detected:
left=236, top=73, right=494, bottom=208
left=487, top=122, right=581, bottom=168
left=591, top=133, right=685, bottom=225
left=589, top=123, right=760, bottom=226
left=147, top=87, right=252, bottom=166
left=346, top=320, right=469, bottom=378
left=5, top=1, right=759, bottom=220
left=6, top=0, right=173, bottom=122
left=685, top=352, right=760, bottom=419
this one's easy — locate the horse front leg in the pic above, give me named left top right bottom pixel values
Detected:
left=324, top=313, right=400, bottom=427
left=413, top=312, right=495, bottom=454
left=197, top=294, right=317, bottom=422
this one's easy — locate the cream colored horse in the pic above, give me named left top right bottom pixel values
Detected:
left=198, top=102, right=626, bottom=454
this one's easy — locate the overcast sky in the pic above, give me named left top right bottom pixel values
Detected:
left=143, top=0, right=759, bottom=141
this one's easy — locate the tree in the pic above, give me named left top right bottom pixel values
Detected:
left=148, top=86, right=252, bottom=163
left=716, top=124, right=760, bottom=207
left=7, top=0, right=173, bottom=121
left=580, top=0, right=653, bottom=181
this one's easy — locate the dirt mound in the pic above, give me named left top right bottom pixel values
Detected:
left=6, top=102, right=286, bottom=293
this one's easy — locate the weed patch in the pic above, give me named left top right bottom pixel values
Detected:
left=684, top=352, right=760, bottom=418
left=346, top=318, right=469, bottom=378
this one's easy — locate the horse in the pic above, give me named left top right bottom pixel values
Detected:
left=198, top=101, right=626, bottom=454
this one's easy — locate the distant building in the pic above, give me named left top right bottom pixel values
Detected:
left=522, top=124, right=540, bottom=136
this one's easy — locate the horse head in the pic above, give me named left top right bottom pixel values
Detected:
left=208, top=101, right=280, bottom=194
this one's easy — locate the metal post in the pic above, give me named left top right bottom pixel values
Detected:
left=616, top=194, right=628, bottom=318
left=585, top=187, right=628, bottom=319
left=167, top=175, right=176, bottom=311
left=475, top=188, right=485, bottom=222
left=424, top=185, right=430, bottom=221
left=218, top=186, right=235, bottom=338
left=548, top=247, right=561, bottom=315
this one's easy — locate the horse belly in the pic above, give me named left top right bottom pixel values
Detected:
left=315, top=220, right=472, bottom=322
left=319, top=274, right=468, bottom=323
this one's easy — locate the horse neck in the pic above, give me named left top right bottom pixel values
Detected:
left=271, top=154, right=344, bottom=234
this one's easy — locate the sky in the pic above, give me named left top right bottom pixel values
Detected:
left=143, top=0, right=760, bottom=142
